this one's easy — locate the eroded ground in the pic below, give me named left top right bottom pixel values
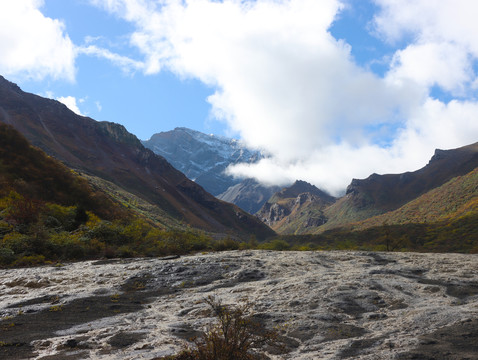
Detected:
left=1, top=251, right=478, bottom=359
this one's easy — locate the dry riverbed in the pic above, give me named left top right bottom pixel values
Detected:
left=1, top=250, right=478, bottom=359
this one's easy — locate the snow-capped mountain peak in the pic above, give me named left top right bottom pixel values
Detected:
left=142, top=127, right=263, bottom=195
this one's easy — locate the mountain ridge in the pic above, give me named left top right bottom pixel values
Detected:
left=257, top=180, right=336, bottom=233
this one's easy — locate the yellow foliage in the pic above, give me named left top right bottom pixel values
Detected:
left=85, top=211, right=101, bottom=228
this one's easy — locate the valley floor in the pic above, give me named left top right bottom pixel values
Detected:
left=1, top=250, right=478, bottom=359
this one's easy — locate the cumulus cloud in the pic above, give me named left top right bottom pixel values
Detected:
left=374, top=0, right=478, bottom=94
left=57, top=96, right=85, bottom=116
left=0, top=0, right=76, bottom=81
left=90, top=0, right=478, bottom=195
left=387, top=42, right=472, bottom=94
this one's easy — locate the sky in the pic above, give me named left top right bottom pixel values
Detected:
left=1, top=0, right=478, bottom=195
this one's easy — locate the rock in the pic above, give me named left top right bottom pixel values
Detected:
left=1, top=251, right=478, bottom=359
left=107, top=332, right=146, bottom=348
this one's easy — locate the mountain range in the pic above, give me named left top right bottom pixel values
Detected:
left=0, top=75, right=274, bottom=240
left=143, top=127, right=282, bottom=213
left=140, top=122, right=478, bottom=239
left=259, top=142, right=478, bottom=235
left=1, top=73, right=477, bottom=246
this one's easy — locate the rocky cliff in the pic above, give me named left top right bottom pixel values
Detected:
left=257, top=180, right=336, bottom=233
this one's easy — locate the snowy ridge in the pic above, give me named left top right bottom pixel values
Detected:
left=142, top=127, right=264, bottom=196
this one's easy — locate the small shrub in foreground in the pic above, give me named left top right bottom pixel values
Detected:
left=158, top=296, right=284, bottom=360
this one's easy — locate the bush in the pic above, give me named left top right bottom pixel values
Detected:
left=12, top=254, right=46, bottom=267
left=212, top=238, right=240, bottom=251
left=161, top=296, right=283, bottom=360
left=0, top=247, right=15, bottom=265
left=258, top=239, right=290, bottom=251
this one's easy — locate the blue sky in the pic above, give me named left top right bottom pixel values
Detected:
left=1, top=0, right=478, bottom=194
left=9, top=0, right=217, bottom=140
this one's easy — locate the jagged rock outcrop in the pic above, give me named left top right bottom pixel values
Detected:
left=257, top=180, right=336, bottom=233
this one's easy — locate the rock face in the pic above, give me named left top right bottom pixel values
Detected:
left=2, top=250, right=477, bottom=359
left=257, top=180, right=336, bottom=233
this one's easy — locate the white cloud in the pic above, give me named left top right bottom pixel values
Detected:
left=387, top=42, right=472, bottom=94
left=374, top=0, right=478, bottom=95
left=372, top=0, right=478, bottom=48
left=91, top=0, right=478, bottom=195
left=57, top=96, right=84, bottom=116
left=0, top=0, right=76, bottom=81
left=95, top=101, right=103, bottom=112
left=77, top=45, right=145, bottom=74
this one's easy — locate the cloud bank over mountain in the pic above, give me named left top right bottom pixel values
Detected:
left=84, top=0, right=478, bottom=194
left=2, top=0, right=478, bottom=195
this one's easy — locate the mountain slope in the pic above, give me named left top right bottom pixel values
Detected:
left=345, top=143, right=478, bottom=212
left=351, top=167, right=478, bottom=230
left=0, top=75, right=274, bottom=239
left=0, top=122, right=126, bottom=220
left=142, top=127, right=262, bottom=195
left=320, top=142, right=478, bottom=231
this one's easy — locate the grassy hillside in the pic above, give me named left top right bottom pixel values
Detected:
left=351, top=168, right=478, bottom=230
left=81, top=173, right=184, bottom=230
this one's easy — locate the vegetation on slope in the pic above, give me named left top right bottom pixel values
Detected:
left=0, top=124, right=247, bottom=267
left=253, top=167, right=478, bottom=253
left=351, top=168, right=478, bottom=229
left=260, top=209, right=478, bottom=253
